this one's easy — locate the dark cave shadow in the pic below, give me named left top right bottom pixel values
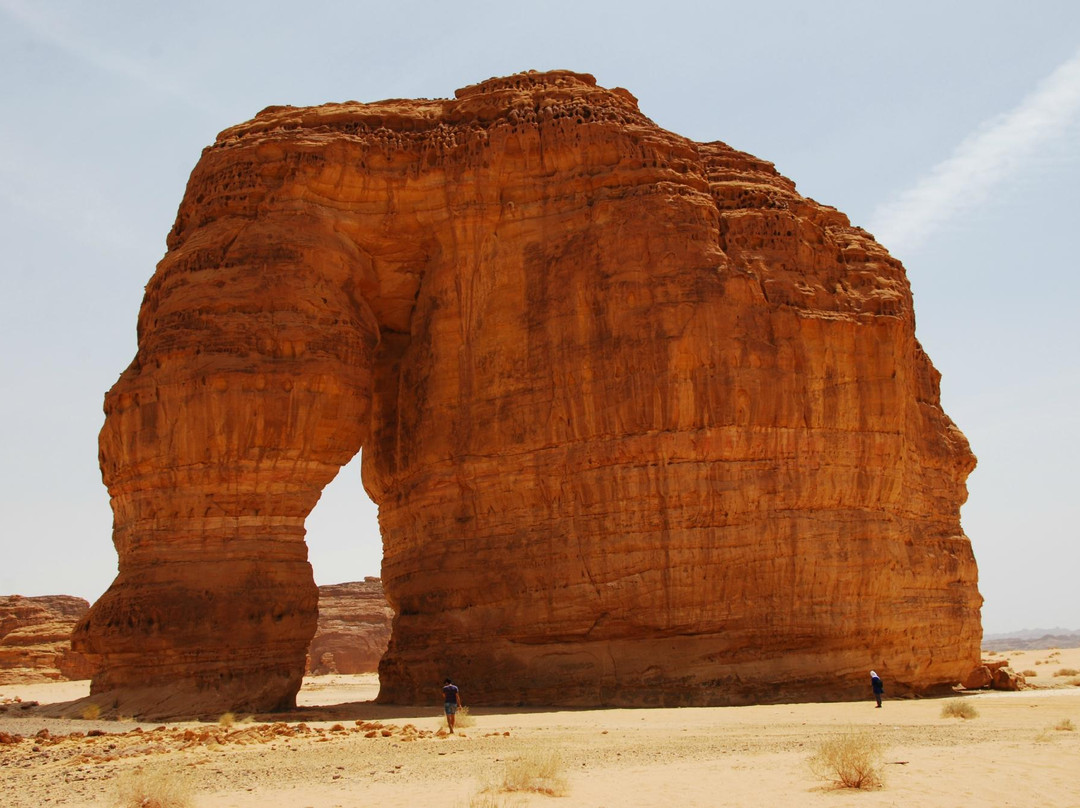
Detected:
left=20, top=697, right=573, bottom=726
left=261, top=700, right=575, bottom=723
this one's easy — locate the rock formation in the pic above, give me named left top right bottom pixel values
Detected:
left=74, top=70, right=980, bottom=718
left=306, top=579, right=392, bottom=675
left=1, top=596, right=97, bottom=683
left=964, top=659, right=1026, bottom=691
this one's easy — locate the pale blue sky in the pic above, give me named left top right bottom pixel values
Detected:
left=1, top=1, right=1077, bottom=634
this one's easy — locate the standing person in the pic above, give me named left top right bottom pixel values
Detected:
left=870, top=670, right=884, bottom=708
left=442, top=678, right=462, bottom=733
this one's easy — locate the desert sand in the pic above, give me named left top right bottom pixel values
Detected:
left=2, top=647, right=1078, bottom=808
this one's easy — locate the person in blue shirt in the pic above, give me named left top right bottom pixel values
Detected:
left=442, top=678, right=463, bottom=733
left=870, top=670, right=884, bottom=707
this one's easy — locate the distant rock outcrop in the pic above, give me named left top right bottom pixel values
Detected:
left=306, top=579, right=392, bottom=675
left=74, top=69, right=980, bottom=719
left=982, top=630, right=1080, bottom=652
left=0, top=596, right=97, bottom=683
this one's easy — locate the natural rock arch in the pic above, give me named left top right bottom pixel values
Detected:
left=73, top=71, right=980, bottom=719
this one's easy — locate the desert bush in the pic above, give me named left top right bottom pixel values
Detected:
left=1056, top=718, right=1075, bottom=731
left=487, top=746, right=568, bottom=796
left=1022, top=669, right=1038, bottom=677
left=218, top=712, right=236, bottom=727
left=80, top=703, right=101, bottom=720
left=455, top=706, right=476, bottom=729
left=1069, top=677, right=1080, bottom=687
left=114, top=768, right=193, bottom=808
left=940, top=700, right=979, bottom=720
left=807, top=730, right=884, bottom=790
left=458, top=791, right=523, bottom=808
left=1053, top=668, right=1079, bottom=677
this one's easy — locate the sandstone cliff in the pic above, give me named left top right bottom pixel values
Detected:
left=74, top=70, right=980, bottom=718
left=1, top=596, right=97, bottom=684
left=306, top=579, right=392, bottom=675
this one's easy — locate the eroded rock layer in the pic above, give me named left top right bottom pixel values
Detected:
left=306, top=579, right=392, bottom=675
left=1, top=596, right=97, bottom=684
left=75, top=70, right=980, bottom=718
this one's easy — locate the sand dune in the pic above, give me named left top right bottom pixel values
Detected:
left=2, top=647, right=1078, bottom=807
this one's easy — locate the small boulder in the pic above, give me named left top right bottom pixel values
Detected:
left=963, top=666, right=993, bottom=690
left=992, top=666, right=1025, bottom=691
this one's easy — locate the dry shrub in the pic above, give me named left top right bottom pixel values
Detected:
left=487, top=746, right=568, bottom=796
left=808, top=730, right=883, bottom=790
left=1055, top=718, right=1075, bottom=731
left=80, top=703, right=101, bottom=720
left=455, top=706, right=476, bottom=729
left=1053, top=668, right=1079, bottom=677
left=941, top=699, right=979, bottom=719
left=218, top=712, right=236, bottom=727
left=1069, top=677, right=1080, bottom=687
left=114, top=768, right=193, bottom=808
left=458, top=791, right=523, bottom=808
left=1022, top=669, right=1038, bottom=677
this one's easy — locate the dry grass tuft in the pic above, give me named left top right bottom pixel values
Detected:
left=941, top=699, right=979, bottom=719
left=218, top=712, right=236, bottom=728
left=1055, top=718, right=1075, bottom=731
left=458, top=791, right=523, bottom=808
left=1022, top=669, right=1038, bottom=677
left=808, top=730, right=884, bottom=790
left=79, top=703, right=101, bottom=720
left=485, top=746, right=568, bottom=796
left=455, top=706, right=476, bottom=729
left=1053, top=668, right=1079, bottom=677
left=114, top=768, right=194, bottom=808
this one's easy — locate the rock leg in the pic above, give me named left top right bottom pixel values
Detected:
left=73, top=215, right=377, bottom=718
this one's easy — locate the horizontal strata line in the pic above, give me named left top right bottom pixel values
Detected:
left=379, top=426, right=906, bottom=481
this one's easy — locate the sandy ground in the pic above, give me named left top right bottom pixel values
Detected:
left=2, top=646, right=1078, bottom=808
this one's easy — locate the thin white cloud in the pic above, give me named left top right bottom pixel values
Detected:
left=0, top=0, right=213, bottom=112
left=869, top=48, right=1080, bottom=254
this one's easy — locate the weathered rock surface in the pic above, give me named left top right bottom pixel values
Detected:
left=992, top=666, right=1025, bottom=691
left=1, top=596, right=97, bottom=683
left=963, top=665, right=994, bottom=690
left=74, top=70, right=980, bottom=718
left=306, top=579, right=392, bottom=675
left=963, top=658, right=1026, bottom=691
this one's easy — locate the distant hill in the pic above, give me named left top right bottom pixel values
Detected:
left=982, top=628, right=1080, bottom=651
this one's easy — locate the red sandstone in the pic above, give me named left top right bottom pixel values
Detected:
left=73, top=70, right=980, bottom=719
